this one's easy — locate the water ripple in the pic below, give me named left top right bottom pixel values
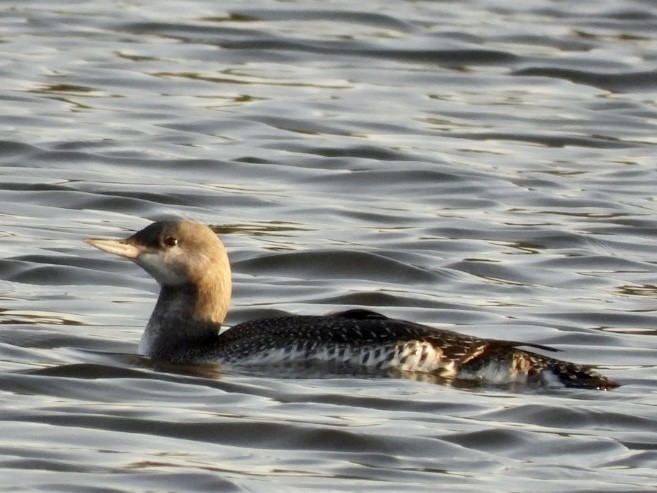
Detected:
left=2, top=0, right=657, bottom=491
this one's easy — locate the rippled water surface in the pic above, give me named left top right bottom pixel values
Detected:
left=2, top=0, right=657, bottom=491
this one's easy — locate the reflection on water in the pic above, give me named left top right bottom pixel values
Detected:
left=212, top=221, right=309, bottom=237
left=616, top=284, right=657, bottom=297
left=1, top=0, right=657, bottom=492
left=0, top=309, right=84, bottom=326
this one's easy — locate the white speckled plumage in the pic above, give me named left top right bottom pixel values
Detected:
left=86, top=220, right=618, bottom=390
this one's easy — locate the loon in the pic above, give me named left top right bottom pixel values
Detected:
left=86, top=220, right=617, bottom=390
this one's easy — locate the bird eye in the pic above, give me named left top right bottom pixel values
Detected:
left=163, top=236, right=178, bottom=247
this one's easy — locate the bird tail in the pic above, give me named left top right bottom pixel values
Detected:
left=545, top=359, right=618, bottom=390
left=459, top=344, right=618, bottom=390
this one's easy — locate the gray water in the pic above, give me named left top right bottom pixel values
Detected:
left=1, top=0, right=657, bottom=491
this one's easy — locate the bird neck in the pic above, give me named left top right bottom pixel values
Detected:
left=139, top=269, right=232, bottom=362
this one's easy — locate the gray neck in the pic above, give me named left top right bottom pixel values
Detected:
left=139, top=284, right=224, bottom=362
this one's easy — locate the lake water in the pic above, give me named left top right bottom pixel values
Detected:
left=1, top=0, right=657, bottom=491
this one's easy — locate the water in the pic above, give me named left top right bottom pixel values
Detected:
left=1, top=0, right=657, bottom=491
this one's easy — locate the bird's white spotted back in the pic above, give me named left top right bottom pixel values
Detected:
left=226, top=339, right=456, bottom=374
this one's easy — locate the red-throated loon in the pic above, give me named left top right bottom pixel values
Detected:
left=86, top=220, right=617, bottom=390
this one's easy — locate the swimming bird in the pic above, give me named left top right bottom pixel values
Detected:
left=86, top=220, right=617, bottom=390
